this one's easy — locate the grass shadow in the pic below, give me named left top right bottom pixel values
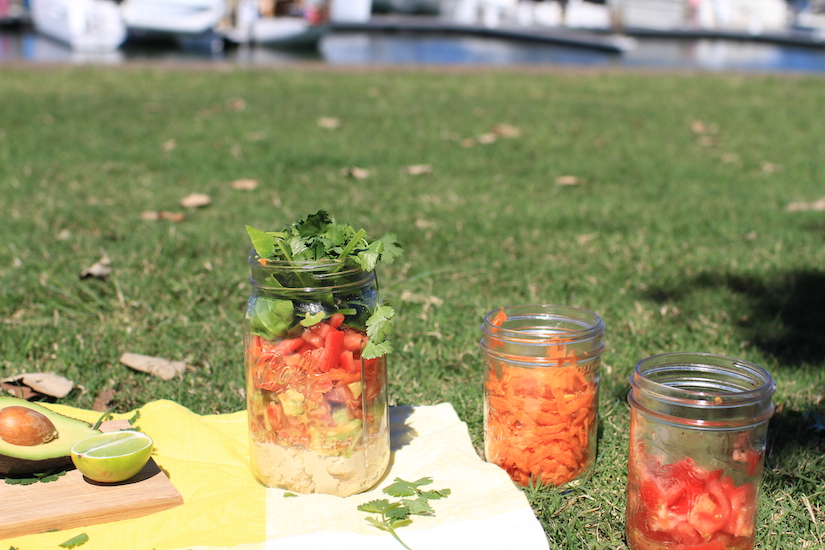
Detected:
left=646, top=269, right=825, bottom=367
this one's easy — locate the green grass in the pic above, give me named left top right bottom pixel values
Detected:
left=1, top=65, right=823, bottom=548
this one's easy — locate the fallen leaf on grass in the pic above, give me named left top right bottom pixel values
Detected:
left=317, top=117, right=341, bottom=129
left=477, top=133, right=498, bottom=145
left=2, top=372, right=75, bottom=399
left=785, top=197, right=825, bottom=212
left=92, top=388, right=116, bottom=412
left=402, top=164, right=433, bottom=176
left=140, top=210, right=187, bottom=222
left=491, top=123, right=521, bottom=138
left=761, top=161, right=781, bottom=174
left=576, top=233, right=598, bottom=245
left=226, top=97, right=247, bottom=112
left=120, top=352, right=186, bottom=381
left=80, top=255, right=111, bottom=280
left=180, top=193, right=212, bottom=209
left=400, top=290, right=444, bottom=308
left=720, top=152, right=740, bottom=165
left=231, top=178, right=260, bottom=190
left=340, top=167, right=371, bottom=180
left=690, top=120, right=718, bottom=135
left=555, top=175, right=581, bottom=186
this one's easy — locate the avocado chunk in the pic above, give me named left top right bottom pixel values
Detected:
left=0, top=397, right=101, bottom=476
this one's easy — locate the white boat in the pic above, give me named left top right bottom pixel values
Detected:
left=29, top=0, right=127, bottom=52
left=219, top=0, right=330, bottom=48
left=120, top=0, right=225, bottom=36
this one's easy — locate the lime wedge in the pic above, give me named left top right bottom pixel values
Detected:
left=71, top=431, right=153, bottom=483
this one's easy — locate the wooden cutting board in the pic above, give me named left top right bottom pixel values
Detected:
left=0, top=420, right=183, bottom=540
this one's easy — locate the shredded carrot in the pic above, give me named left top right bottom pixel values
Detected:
left=484, top=350, right=597, bottom=487
left=491, top=308, right=508, bottom=327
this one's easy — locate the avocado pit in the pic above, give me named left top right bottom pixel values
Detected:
left=0, top=406, right=59, bottom=446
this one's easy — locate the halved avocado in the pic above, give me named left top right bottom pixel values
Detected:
left=0, top=397, right=101, bottom=476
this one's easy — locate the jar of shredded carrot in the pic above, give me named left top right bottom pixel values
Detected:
left=480, top=304, right=605, bottom=488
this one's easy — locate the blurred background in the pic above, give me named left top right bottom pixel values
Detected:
left=1, top=0, right=825, bottom=70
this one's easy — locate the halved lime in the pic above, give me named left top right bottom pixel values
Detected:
left=71, top=431, right=153, bottom=483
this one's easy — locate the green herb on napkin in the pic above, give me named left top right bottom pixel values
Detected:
left=358, top=477, right=451, bottom=549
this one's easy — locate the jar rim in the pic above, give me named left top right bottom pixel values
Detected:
left=479, top=304, right=605, bottom=367
left=631, top=352, right=775, bottom=401
left=481, top=304, right=605, bottom=343
left=628, top=352, right=775, bottom=428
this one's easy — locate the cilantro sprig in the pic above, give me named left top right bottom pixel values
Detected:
left=246, top=210, right=402, bottom=271
left=246, top=211, right=403, bottom=358
left=358, top=477, right=451, bottom=549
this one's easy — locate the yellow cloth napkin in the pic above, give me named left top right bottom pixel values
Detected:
left=3, top=400, right=548, bottom=550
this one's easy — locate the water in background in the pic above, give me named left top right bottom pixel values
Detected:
left=3, top=26, right=825, bottom=72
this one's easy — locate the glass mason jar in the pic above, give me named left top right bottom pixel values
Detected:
left=480, top=304, right=605, bottom=487
left=626, top=353, right=776, bottom=550
left=243, top=257, right=390, bottom=496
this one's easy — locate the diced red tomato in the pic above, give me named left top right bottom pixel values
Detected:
left=319, top=327, right=344, bottom=373
left=627, top=456, right=758, bottom=550
left=343, top=329, right=366, bottom=352
left=328, top=313, right=345, bottom=329
left=340, top=350, right=356, bottom=373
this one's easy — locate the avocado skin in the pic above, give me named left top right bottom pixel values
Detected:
left=0, top=397, right=101, bottom=476
left=0, top=453, right=74, bottom=476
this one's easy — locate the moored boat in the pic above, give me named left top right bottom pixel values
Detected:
left=120, top=0, right=225, bottom=36
left=218, top=0, right=330, bottom=48
left=29, top=0, right=126, bottom=52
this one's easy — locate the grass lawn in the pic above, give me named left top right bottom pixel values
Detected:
left=0, top=64, right=823, bottom=548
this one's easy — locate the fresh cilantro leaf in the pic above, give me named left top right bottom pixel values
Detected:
left=401, top=497, right=434, bottom=516
left=295, top=210, right=331, bottom=238
left=362, top=305, right=396, bottom=359
left=286, top=234, right=308, bottom=259
left=357, top=499, right=393, bottom=514
left=419, top=488, right=451, bottom=500
left=59, top=533, right=89, bottom=548
left=383, top=478, right=420, bottom=497
left=384, top=503, right=412, bottom=520
left=375, top=233, right=403, bottom=264
left=363, top=340, right=393, bottom=360
left=366, top=305, right=395, bottom=342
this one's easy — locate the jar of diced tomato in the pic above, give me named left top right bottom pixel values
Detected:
left=626, top=353, right=776, bottom=550
left=243, top=258, right=390, bottom=496
left=480, top=304, right=605, bottom=488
